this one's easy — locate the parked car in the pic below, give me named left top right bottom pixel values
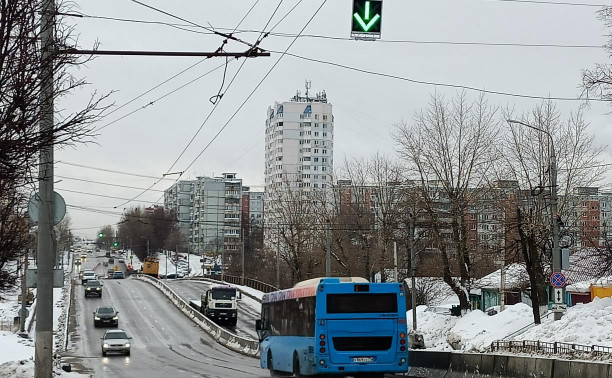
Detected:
left=94, top=306, right=118, bottom=327
left=112, top=271, right=125, bottom=279
left=81, top=271, right=97, bottom=285
left=101, top=329, right=131, bottom=356
left=164, top=273, right=184, bottom=279
left=107, top=268, right=115, bottom=277
left=118, top=259, right=125, bottom=263
left=84, top=280, right=103, bottom=297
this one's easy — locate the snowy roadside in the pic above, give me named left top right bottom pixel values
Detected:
left=0, top=252, right=86, bottom=377
left=409, top=298, right=612, bottom=359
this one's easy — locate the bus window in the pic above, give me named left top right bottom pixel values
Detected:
left=327, top=293, right=397, bottom=313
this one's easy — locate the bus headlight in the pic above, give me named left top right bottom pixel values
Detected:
left=400, top=357, right=406, bottom=364
left=319, top=360, right=325, bottom=365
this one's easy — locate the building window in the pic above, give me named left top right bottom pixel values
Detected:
left=323, top=115, right=328, bottom=120
left=315, top=114, right=319, bottom=120
left=323, top=132, right=327, bottom=137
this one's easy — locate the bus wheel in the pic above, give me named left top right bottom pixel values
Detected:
left=292, top=353, right=303, bottom=378
left=267, top=350, right=282, bottom=377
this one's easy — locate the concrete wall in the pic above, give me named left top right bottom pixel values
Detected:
left=408, top=350, right=610, bottom=378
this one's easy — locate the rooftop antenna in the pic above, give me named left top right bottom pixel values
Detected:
left=305, top=79, right=311, bottom=99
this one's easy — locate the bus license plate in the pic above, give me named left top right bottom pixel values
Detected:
left=352, top=357, right=374, bottom=363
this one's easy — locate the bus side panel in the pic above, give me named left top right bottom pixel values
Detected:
left=261, top=336, right=314, bottom=374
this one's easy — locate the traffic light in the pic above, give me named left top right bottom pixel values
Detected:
left=113, top=241, right=119, bottom=248
left=351, top=0, right=382, bottom=38
left=98, top=233, right=104, bottom=238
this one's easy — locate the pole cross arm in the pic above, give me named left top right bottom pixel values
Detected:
left=58, top=49, right=271, bottom=58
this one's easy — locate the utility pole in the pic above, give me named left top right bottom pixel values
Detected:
left=35, top=0, right=55, bottom=375
left=550, top=143, right=563, bottom=321
left=325, top=220, right=332, bottom=277
left=393, top=241, right=398, bottom=283
left=241, top=233, right=245, bottom=286
left=147, top=239, right=150, bottom=257
left=500, top=257, right=506, bottom=312
left=410, top=215, right=417, bottom=332
left=276, top=225, right=280, bottom=289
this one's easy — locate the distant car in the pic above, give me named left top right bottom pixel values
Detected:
left=112, top=271, right=125, bottom=279
left=80, top=254, right=87, bottom=261
left=94, top=306, right=118, bottom=327
left=118, top=259, right=125, bottom=264
left=82, top=271, right=97, bottom=285
left=108, top=258, right=114, bottom=264
left=107, top=268, right=115, bottom=277
left=84, top=280, right=103, bottom=297
left=101, top=329, right=131, bottom=356
left=164, top=273, right=184, bottom=279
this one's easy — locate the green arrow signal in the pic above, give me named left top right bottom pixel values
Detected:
left=354, top=1, right=380, bottom=32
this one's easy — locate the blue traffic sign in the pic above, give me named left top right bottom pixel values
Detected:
left=550, top=272, right=566, bottom=288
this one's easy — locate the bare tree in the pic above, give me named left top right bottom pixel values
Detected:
left=394, top=92, right=499, bottom=310
left=582, top=7, right=612, bottom=101
left=0, top=1, right=109, bottom=291
left=500, top=101, right=605, bottom=323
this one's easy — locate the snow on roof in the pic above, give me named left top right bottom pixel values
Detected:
left=566, top=276, right=612, bottom=293
left=563, top=248, right=612, bottom=285
left=472, top=263, right=530, bottom=291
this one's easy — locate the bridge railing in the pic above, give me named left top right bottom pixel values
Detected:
left=201, top=273, right=278, bottom=293
left=132, top=274, right=259, bottom=357
left=490, top=339, right=612, bottom=358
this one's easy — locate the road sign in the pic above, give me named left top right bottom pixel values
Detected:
left=550, top=272, right=566, bottom=288
left=351, top=0, right=382, bottom=39
left=27, top=191, right=66, bottom=225
left=19, top=308, right=29, bottom=319
left=551, top=303, right=567, bottom=312
left=554, top=288, right=563, bottom=304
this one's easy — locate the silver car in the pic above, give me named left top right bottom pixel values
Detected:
left=101, top=329, right=131, bottom=356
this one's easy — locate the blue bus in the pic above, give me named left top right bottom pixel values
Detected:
left=255, top=277, right=408, bottom=377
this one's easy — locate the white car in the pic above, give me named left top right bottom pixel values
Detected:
left=101, top=329, right=131, bottom=356
left=81, top=271, right=97, bottom=285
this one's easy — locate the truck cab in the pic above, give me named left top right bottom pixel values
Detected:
left=202, top=286, right=238, bottom=326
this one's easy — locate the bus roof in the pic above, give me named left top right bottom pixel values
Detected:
left=262, top=277, right=369, bottom=304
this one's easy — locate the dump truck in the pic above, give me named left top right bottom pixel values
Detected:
left=141, top=256, right=159, bottom=277
left=189, top=285, right=238, bottom=325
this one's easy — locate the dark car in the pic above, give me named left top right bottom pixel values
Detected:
left=85, top=280, right=103, bottom=297
left=112, top=271, right=125, bottom=279
left=108, top=258, right=114, bottom=264
left=93, top=306, right=119, bottom=327
left=118, top=259, right=125, bottom=263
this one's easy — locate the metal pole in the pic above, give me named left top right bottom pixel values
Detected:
left=325, top=220, right=332, bottom=277
left=147, top=239, right=150, bottom=257
left=550, top=144, right=563, bottom=320
left=175, top=244, right=178, bottom=278
left=187, top=245, right=190, bottom=277
left=276, top=225, right=280, bottom=289
left=241, top=233, right=245, bottom=285
left=35, top=0, right=55, bottom=374
left=393, top=241, right=398, bottom=283
left=500, top=255, right=506, bottom=312
left=410, top=215, right=417, bottom=332
left=20, top=251, right=29, bottom=333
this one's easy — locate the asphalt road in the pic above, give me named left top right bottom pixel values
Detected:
left=164, top=280, right=261, bottom=340
left=64, top=252, right=265, bottom=378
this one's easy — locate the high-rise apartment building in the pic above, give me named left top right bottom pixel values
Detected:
left=163, top=180, right=193, bottom=241
left=265, top=88, right=334, bottom=191
left=184, top=173, right=242, bottom=255
left=264, top=88, right=334, bottom=245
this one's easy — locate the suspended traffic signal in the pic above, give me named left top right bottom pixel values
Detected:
left=351, top=0, right=382, bottom=39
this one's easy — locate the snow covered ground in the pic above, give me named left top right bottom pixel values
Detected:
left=0, top=251, right=86, bottom=377
left=409, top=296, right=612, bottom=355
left=515, top=297, right=612, bottom=347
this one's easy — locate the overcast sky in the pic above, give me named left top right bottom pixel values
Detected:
left=57, top=0, right=612, bottom=237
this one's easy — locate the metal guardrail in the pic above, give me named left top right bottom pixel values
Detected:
left=133, top=274, right=259, bottom=357
left=201, top=274, right=278, bottom=293
left=491, top=339, right=612, bottom=358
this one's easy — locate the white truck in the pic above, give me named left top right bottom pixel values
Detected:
left=190, top=285, right=238, bottom=326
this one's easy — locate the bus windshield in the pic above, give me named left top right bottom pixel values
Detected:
left=326, top=293, right=397, bottom=313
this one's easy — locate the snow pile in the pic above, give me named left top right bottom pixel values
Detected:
left=516, top=297, right=612, bottom=347
left=0, top=332, right=34, bottom=364
left=408, top=306, right=457, bottom=350
left=447, top=303, right=534, bottom=351
left=0, top=359, right=85, bottom=378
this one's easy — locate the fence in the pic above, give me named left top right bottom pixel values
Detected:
left=133, top=274, right=259, bottom=357
left=202, top=273, right=278, bottom=293
left=491, top=339, right=612, bottom=358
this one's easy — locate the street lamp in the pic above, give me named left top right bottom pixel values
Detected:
left=507, top=119, right=562, bottom=319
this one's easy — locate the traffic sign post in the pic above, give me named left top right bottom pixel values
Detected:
left=351, top=0, right=382, bottom=40
left=550, top=272, right=566, bottom=288
left=553, top=288, right=563, bottom=304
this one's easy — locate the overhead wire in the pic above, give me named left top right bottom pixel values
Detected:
left=271, top=50, right=612, bottom=102
left=111, top=0, right=265, bottom=209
